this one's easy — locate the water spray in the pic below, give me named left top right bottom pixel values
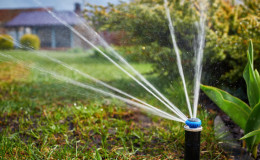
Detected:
left=184, top=118, right=202, bottom=160
left=3, top=0, right=207, bottom=158
left=31, top=0, right=188, bottom=121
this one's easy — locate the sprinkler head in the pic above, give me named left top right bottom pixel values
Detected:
left=185, top=118, right=201, bottom=129
left=184, top=118, right=202, bottom=160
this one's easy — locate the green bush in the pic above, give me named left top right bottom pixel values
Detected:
left=20, top=34, right=40, bottom=50
left=125, top=42, right=193, bottom=81
left=90, top=46, right=107, bottom=59
left=115, top=45, right=151, bottom=62
left=201, top=41, right=260, bottom=158
left=203, top=0, right=260, bottom=86
left=89, top=45, right=149, bottom=62
left=84, top=0, right=201, bottom=84
left=85, top=0, right=259, bottom=88
left=0, top=34, right=14, bottom=50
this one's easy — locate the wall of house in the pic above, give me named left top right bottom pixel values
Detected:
left=34, top=26, right=72, bottom=48
left=55, top=26, right=71, bottom=48
left=73, top=25, right=87, bottom=49
left=37, top=27, right=52, bottom=48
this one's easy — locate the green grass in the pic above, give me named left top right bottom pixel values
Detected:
left=0, top=50, right=228, bottom=159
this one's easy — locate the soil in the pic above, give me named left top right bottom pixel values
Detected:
left=200, top=92, right=260, bottom=160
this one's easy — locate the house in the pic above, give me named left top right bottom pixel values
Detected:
left=1, top=3, right=124, bottom=49
left=5, top=7, right=85, bottom=49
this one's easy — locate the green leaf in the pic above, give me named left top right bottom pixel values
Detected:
left=245, top=102, right=260, bottom=151
left=255, top=70, right=260, bottom=95
left=200, top=84, right=251, bottom=130
left=95, top=148, right=102, bottom=160
left=240, top=129, right=260, bottom=140
left=243, top=40, right=260, bottom=107
left=248, top=40, right=253, bottom=64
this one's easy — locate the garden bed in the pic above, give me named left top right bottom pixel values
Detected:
left=201, top=92, right=260, bottom=159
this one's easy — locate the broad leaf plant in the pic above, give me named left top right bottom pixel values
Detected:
left=201, top=40, right=260, bottom=158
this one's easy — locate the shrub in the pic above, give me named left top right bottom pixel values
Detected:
left=203, top=0, right=260, bottom=86
left=114, top=45, right=151, bottom=62
left=134, top=42, right=193, bottom=81
left=86, top=0, right=259, bottom=88
left=89, top=45, right=149, bottom=62
left=201, top=41, right=260, bottom=158
left=20, top=34, right=40, bottom=50
left=0, top=34, right=14, bottom=50
left=90, top=46, right=107, bottom=59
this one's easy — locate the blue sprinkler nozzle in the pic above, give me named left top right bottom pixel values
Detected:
left=185, top=118, right=201, bottom=129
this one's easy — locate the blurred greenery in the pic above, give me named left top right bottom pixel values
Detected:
left=114, top=45, right=151, bottom=62
left=20, top=34, right=40, bottom=50
left=84, top=0, right=260, bottom=92
left=0, top=34, right=14, bottom=50
left=201, top=41, right=260, bottom=158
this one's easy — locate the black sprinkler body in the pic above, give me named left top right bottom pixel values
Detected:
left=184, top=118, right=202, bottom=160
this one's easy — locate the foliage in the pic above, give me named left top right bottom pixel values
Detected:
left=84, top=0, right=259, bottom=88
left=90, top=46, right=107, bottom=59
left=88, top=45, right=150, bottom=62
left=20, top=34, right=40, bottom=50
left=200, top=85, right=251, bottom=129
left=85, top=0, right=196, bottom=48
left=84, top=0, right=196, bottom=81
left=241, top=129, right=260, bottom=141
left=114, top=45, right=153, bottom=62
left=204, top=0, right=260, bottom=85
left=0, top=34, right=14, bottom=50
left=201, top=41, right=260, bottom=158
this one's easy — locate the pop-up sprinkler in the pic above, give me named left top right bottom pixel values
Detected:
left=184, top=118, right=202, bottom=160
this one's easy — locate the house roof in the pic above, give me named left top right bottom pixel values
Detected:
left=0, top=8, right=50, bottom=24
left=5, top=11, right=83, bottom=27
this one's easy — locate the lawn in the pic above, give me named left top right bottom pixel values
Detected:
left=0, top=50, right=227, bottom=159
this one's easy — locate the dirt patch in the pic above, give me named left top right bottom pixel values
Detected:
left=111, top=110, right=152, bottom=123
left=200, top=92, right=260, bottom=159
